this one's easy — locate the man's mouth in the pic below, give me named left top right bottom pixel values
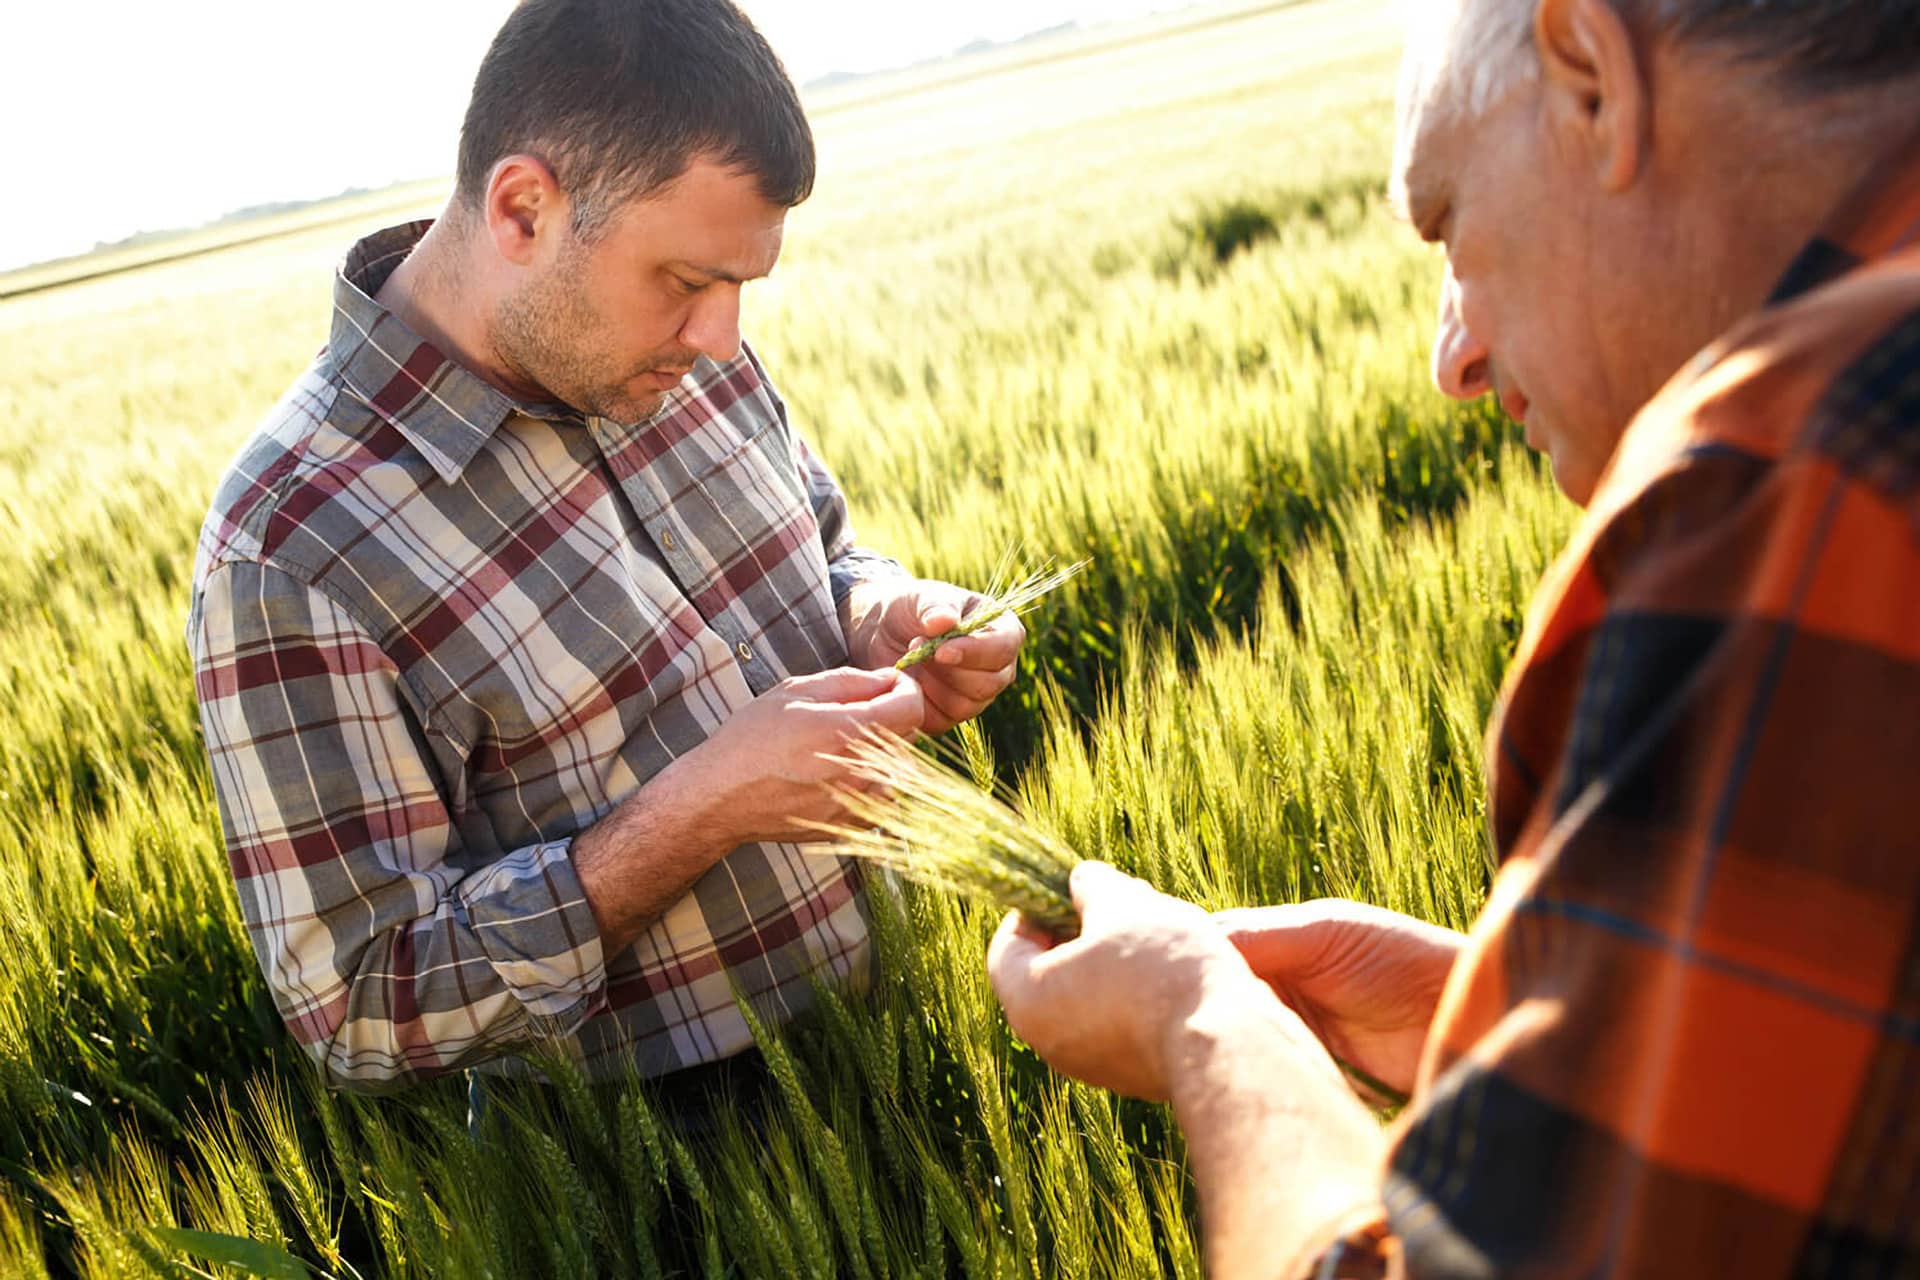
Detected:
left=639, top=366, right=694, bottom=391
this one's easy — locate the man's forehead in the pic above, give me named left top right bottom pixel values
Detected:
left=607, top=166, right=787, bottom=270
left=1390, top=0, right=1532, bottom=217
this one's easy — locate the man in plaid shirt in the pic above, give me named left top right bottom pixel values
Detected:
left=992, top=0, right=1920, bottom=1275
left=188, top=0, right=1024, bottom=1091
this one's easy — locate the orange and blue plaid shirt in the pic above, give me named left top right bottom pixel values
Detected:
left=188, top=223, right=902, bottom=1091
left=1375, top=129, right=1920, bottom=1274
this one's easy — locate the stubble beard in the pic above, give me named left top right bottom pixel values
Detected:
left=491, top=253, right=672, bottom=426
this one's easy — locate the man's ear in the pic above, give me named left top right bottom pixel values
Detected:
left=1534, top=0, right=1648, bottom=193
left=482, top=155, right=566, bottom=267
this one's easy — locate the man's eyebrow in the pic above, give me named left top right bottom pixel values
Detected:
left=1387, top=179, right=1416, bottom=228
left=1391, top=170, right=1443, bottom=241
left=672, top=261, right=752, bottom=285
left=1388, top=163, right=1423, bottom=226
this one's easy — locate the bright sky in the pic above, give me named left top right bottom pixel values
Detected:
left=6, top=1, right=1183, bottom=271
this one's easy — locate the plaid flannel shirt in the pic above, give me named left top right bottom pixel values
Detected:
left=1367, top=130, right=1920, bottom=1274
left=188, top=223, right=904, bottom=1090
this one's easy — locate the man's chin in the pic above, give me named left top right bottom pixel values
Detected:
left=1546, top=448, right=1603, bottom=508
left=1522, top=414, right=1609, bottom=506
left=587, top=390, right=672, bottom=427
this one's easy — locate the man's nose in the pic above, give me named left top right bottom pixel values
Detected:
left=1431, top=266, right=1491, bottom=401
left=682, top=285, right=743, bottom=364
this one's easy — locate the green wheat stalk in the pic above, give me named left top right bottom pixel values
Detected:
left=812, top=727, right=1082, bottom=939
left=816, top=729, right=1413, bottom=1110
left=895, top=552, right=1089, bottom=671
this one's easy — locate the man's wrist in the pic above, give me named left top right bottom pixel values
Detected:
left=1163, top=969, right=1386, bottom=1277
left=573, top=748, right=738, bottom=952
left=643, top=746, right=739, bottom=858
left=837, top=578, right=887, bottom=666
left=1161, top=966, right=1326, bottom=1091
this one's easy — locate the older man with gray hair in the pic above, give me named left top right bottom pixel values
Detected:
left=989, top=0, right=1920, bottom=1275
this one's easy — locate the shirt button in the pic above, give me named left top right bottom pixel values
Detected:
left=736, top=641, right=754, bottom=663
left=660, top=527, right=678, bottom=552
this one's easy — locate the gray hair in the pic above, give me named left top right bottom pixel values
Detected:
left=1416, top=0, right=1920, bottom=120
left=1398, top=0, right=1535, bottom=125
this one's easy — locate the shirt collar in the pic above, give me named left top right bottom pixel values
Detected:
left=330, top=221, right=555, bottom=484
left=1769, top=121, right=1920, bottom=307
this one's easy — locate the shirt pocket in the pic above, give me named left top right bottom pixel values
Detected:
left=678, top=388, right=843, bottom=681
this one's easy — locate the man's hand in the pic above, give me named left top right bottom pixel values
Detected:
left=988, top=865, right=1387, bottom=1280
left=692, top=666, right=928, bottom=846
left=1214, top=900, right=1463, bottom=1099
left=840, top=577, right=1025, bottom=734
left=988, top=862, right=1329, bottom=1100
left=574, top=667, right=924, bottom=952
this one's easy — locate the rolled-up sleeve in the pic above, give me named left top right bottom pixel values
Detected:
left=191, top=559, right=608, bottom=1091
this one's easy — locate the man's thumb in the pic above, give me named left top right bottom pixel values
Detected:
left=1067, top=860, right=1137, bottom=913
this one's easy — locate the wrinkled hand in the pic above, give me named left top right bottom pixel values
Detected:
left=1213, top=900, right=1463, bottom=1099
left=988, top=862, right=1296, bottom=1101
left=693, top=666, right=926, bottom=847
left=841, top=577, right=1025, bottom=734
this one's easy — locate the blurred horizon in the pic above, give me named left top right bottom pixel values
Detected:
left=7, top=0, right=1203, bottom=273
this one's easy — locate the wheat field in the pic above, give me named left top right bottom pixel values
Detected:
left=0, top=2, right=1577, bottom=1275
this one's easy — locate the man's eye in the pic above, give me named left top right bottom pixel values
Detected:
left=672, top=275, right=704, bottom=295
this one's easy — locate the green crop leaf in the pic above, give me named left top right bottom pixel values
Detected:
left=149, top=1227, right=315, bottom=1280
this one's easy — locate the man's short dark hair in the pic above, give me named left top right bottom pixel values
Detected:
left=1617, top=0, right=1920, bottom=93
left=455, top=0, right=815, bottom=235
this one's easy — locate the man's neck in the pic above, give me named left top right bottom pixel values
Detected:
left=373, top=211, right=536, bottom=402
left=1712, top=73, right=1920, bottom=257
left=1648, top=66, right=1920, bottom=358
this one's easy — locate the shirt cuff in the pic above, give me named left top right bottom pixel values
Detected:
left=454, top=838, right=609, bottom=1035
left=1295, top=1206, right=1396, bottom=1280
left=829, top=545, right=910, bottom=608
